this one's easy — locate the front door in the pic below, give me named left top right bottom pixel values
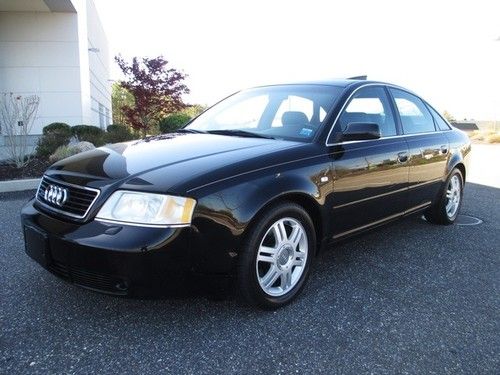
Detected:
left=327, top=86, right=409, bottom=239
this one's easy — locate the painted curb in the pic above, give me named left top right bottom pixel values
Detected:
left=0, top=178, right=40, bottom=193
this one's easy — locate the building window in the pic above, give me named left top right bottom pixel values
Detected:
left=99, top=103, right=105, bottom=129
left=105, top=108, right=111, bottom=126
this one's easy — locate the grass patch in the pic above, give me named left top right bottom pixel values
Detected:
left=469, top=130, right=500, bottom=143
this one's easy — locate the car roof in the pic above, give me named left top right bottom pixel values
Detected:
left=290, top=78, right=371, bottom=87
left=252, top=79, right=417, bottom=96
left=254, top=78, right=397, bottom=89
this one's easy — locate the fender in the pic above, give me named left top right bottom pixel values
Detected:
left=189, top=161, right=332, bottom=274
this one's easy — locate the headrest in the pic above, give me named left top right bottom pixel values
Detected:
left=281, top=111, right=309, bottom=127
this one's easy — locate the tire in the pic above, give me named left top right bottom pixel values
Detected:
left=238, top=202, right=316, bottom=309
left=424, top=168, right=464, bottom=225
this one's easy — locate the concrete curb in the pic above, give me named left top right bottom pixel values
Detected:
left=0, top=178, right=40, bottom=193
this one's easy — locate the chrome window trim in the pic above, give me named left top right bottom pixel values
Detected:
left=326, top=130, right=452, bottom=146
left=35, top=175, right=101, bottom=220
left=324, top=83, right=451, bottom=147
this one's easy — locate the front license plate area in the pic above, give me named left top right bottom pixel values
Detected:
left=24, top=225, right=49, bottom=267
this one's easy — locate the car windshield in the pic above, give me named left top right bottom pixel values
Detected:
left=185, top=85, right=343, bottom=142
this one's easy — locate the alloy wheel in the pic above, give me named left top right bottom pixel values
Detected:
left=445, top=174, right=461, bottom=218
left=255, top=217, right=308, bottom=297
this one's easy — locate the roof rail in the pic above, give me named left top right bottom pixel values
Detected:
left=347, top=75, right=367, bottom=80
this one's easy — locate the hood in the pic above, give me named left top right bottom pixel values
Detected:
left=47, top=133, right=304, bottom=193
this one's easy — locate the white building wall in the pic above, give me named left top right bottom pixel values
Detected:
left=86, top=0, right=111, bottom=129
left=0, top=11, right=84, bottom=134
left=0, top=0, right=111, bottom=135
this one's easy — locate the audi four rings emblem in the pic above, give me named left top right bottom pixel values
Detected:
left=44, top=185, right=69, bottom=207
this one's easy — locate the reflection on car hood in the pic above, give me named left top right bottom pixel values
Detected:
left=47, top=133, right=303, bottom=192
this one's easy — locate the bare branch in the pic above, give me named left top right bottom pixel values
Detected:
left=0, top=93, right=40, bottom=168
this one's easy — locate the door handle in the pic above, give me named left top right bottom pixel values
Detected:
left=397, top=152, right=408, bottom=163
left=440, top=145, right=448, bottom=155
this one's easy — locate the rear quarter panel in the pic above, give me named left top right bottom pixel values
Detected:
left=445, top=128, right=472, bottom=179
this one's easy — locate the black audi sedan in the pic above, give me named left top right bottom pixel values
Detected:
left=22, top=79, right=471, bottom=308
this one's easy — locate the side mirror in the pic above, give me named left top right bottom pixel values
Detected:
left=342, top=122, right=380, bottom=141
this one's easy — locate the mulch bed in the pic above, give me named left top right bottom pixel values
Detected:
left=0, top=158, right=51, bottom=181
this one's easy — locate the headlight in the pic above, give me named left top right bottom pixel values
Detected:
left=96, top=191, right=196, bottom=227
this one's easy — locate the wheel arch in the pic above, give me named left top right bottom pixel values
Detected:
left=244, top=191, right=325, bottom=255
left=454, top=162, right=466, bottom=183
left=445, top=144, right=468, bottom=183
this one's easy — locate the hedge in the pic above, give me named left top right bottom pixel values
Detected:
left=105, top=124, right=135, bottom=143
left=36, top=122, right=72, bottom=158
left=159, top=113, right=192, bottom=134
left=71, top=125, right=105, bottom=146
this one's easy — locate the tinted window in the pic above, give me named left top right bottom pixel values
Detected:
left=338, top=86, right=397, bottom=137
left=272, top=95, right=313, bottom=127
left=213, top=95, right=269, bottom=129
left=187, top=85, right=343, bottom=142
left=427, top=105, right=451, bottom=131
left=390, top=89, right=436, bottom=134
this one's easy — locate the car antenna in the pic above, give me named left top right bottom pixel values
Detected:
left=347, top=75, right=367, bottom=80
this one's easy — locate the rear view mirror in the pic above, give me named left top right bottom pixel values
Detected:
left=342, top=122, right=380, bottom=141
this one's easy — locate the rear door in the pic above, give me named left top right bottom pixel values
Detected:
left=327, top=86, right=410, bottom=239
left=388, top=88, right=449, bottom=211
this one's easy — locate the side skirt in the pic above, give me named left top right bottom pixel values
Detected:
left=328, top=201, right=431, bottom=244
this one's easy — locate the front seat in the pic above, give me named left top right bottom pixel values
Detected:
left=281, top=111, right=309, bottom=127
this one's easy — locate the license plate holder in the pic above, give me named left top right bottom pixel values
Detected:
left=24, top=225, right=50, bottom=267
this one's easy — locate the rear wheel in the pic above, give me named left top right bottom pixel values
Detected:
left=238, top=202, right=315, bottom=309
left=424, top=168, right=464, bottom=225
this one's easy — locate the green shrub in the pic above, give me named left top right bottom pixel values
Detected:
left=36, top=122, right=72, bottom=158
left=105, top=124, right=135, bottom=143
left=49, top=145, right=80, bottom=163
left=48, top=141, right=95, bottom=163
left=71, top=125, right=105, bottom=146
left=159, top=113, right=192, bottom=134
left=42, top=122, right=72, bottom=136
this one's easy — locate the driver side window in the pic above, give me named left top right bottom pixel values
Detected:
left=338, top=86, right=397, bottom=137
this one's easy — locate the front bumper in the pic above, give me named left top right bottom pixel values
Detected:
left=21, top=198, right=195, bottom=297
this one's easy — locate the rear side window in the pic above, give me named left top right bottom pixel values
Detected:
left=390, top=89, right=436, bottom=134
left=427, top=105, right=451, bottom=131
left=338, top=86, right=397, bottom=137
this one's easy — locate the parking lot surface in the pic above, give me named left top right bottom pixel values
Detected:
left=1, top=151, right=499, bottom=374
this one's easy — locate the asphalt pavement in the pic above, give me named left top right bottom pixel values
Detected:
left=1, top=176, right=499, bottom=374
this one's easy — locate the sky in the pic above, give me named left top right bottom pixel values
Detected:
left=93, top=0, right=500, bottom=120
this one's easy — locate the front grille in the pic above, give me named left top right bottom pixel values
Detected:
left=36, top=176, right=100, bottom=219
left=48, top=260, right=128, bottom=295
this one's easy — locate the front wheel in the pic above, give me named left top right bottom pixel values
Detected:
left=424, top=168, right=464, bottom=225
left=238, top=202, right=316, bottom=309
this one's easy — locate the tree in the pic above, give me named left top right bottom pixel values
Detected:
left=111, top=82, right=134, bottom=126
left=115, top=55, right=189, bottom=136
left=182, top=104, right=206, bottom=119
left=0, top=93, right=40, bottom=168
left=442, top=110, right=456, bottom=123
left=159, top=113, right=192, bottom=133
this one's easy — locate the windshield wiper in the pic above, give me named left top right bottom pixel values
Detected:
left=207, top=129, right=274, bottom=139
left=177, top=128, right=207, bottom=134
